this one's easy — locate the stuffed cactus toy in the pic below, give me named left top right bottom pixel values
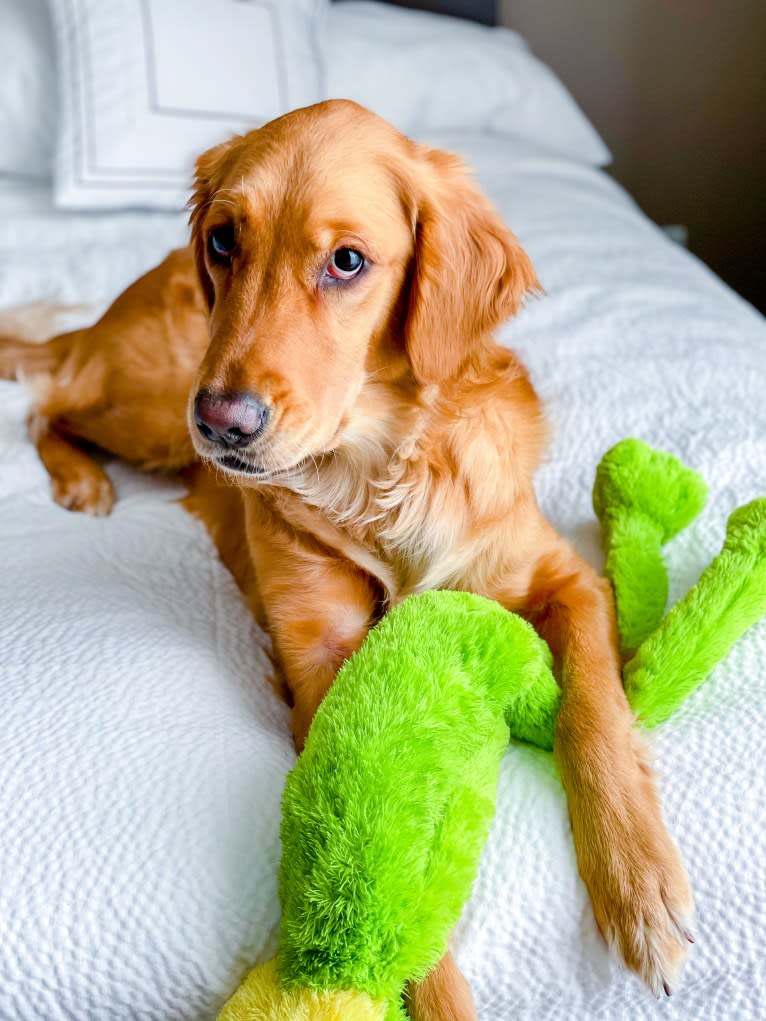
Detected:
left=218, top=440, right=766, bottom=1021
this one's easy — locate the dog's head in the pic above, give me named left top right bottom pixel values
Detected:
left=188, top=100, right=538, bottom=478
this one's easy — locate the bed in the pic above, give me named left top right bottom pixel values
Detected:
left=1, top=3, right=765, bottom=1020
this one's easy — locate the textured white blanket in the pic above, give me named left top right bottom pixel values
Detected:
left=1, top=136, right=765, bottom=1021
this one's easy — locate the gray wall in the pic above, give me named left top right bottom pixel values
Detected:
left=500, top=0, right=766, bottom=311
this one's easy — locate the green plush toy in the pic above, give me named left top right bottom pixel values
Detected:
left=218, top=440, right=766, bottom=1021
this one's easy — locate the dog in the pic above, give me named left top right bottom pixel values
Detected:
left=0, top=100, right=693, bottom=1017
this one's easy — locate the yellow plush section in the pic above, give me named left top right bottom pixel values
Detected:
left=217, top=958, right=388, bottom=1021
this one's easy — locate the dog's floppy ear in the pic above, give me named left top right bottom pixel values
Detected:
left=404, top=146, right=539, bottom=385
left=188, top=137, right=238, bottom=309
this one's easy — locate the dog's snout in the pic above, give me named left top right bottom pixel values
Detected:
left=193, top=390, right=269, bottom=449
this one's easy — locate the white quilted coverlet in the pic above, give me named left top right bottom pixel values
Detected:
left=1, top=136, right=765, bottom=1021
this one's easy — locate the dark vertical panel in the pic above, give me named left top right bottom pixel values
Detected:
left=332, top=1, right=497, bottom=27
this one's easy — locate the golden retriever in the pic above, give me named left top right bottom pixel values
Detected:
left=0, top=100, right=693, bottom=1017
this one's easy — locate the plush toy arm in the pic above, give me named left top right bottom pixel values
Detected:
left=624, top=498, right=766, bottom=727
left=593, top=438, right=708, bottom=655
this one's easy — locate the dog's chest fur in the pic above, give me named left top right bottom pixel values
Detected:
left=280, top=381, right=527, bottom=600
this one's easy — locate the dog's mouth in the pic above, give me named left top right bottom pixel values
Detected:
left=216, top=453, right=266, bottom=476
left=214, top=450, right=310, bottom=480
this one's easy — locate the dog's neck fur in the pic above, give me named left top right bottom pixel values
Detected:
left=263, top=347, right=546, bottom=601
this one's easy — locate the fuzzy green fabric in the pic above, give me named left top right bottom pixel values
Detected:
left=593, top=438, right=708, bottom=655
left=278, top=592, right=553, bottom=1013
left=625, top=497, right=766, bottom=726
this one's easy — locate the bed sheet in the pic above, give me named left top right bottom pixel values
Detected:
left=1, top=136, right=765, bottom=1021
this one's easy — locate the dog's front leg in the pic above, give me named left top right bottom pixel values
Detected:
left=492, top=522, right=693, bottom=995
left=243, top=514, right=378, bottom=751
left=254, top=564, right=378, bottom=751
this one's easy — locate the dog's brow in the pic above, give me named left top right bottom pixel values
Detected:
left=337, top=231, right=380, bottom=258
left=312, top=226, right=381, bottom=260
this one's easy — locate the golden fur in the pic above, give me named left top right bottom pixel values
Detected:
left=0, top=101, right=693, bottom=1015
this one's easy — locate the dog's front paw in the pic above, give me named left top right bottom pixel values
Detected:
left=51, top=464, right=115, bottom=516
left=562, top=730, right=694, bottom=996
left=586, top=824, right=694, bottom=995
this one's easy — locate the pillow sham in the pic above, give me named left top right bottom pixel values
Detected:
left=49, top=0, right=326, bottom=210
left=0, top=0, right=56, bottom=179
left=325, top=1, right=611, bottom=167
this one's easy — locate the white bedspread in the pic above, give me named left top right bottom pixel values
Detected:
left=1, top=136, right=765, bottom=1021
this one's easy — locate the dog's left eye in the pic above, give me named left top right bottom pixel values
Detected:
left=207, top=224, right=237, bottom=264
left=326, top=248, right=365, bottom=281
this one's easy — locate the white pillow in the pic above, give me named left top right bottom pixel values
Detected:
left=0, top=0, right=56, bottom=179
left=325, top=1, right=611, bottom=167
left=49, top=0, right=326, bottom=210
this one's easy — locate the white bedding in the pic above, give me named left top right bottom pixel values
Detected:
left=1, top=135, right=765, bottom=1021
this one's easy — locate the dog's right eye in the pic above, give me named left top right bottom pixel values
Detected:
left=207, top=224, right=237, bottom=264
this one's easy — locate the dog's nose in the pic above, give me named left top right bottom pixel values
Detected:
left=193, top=390, right=269, bottom=449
